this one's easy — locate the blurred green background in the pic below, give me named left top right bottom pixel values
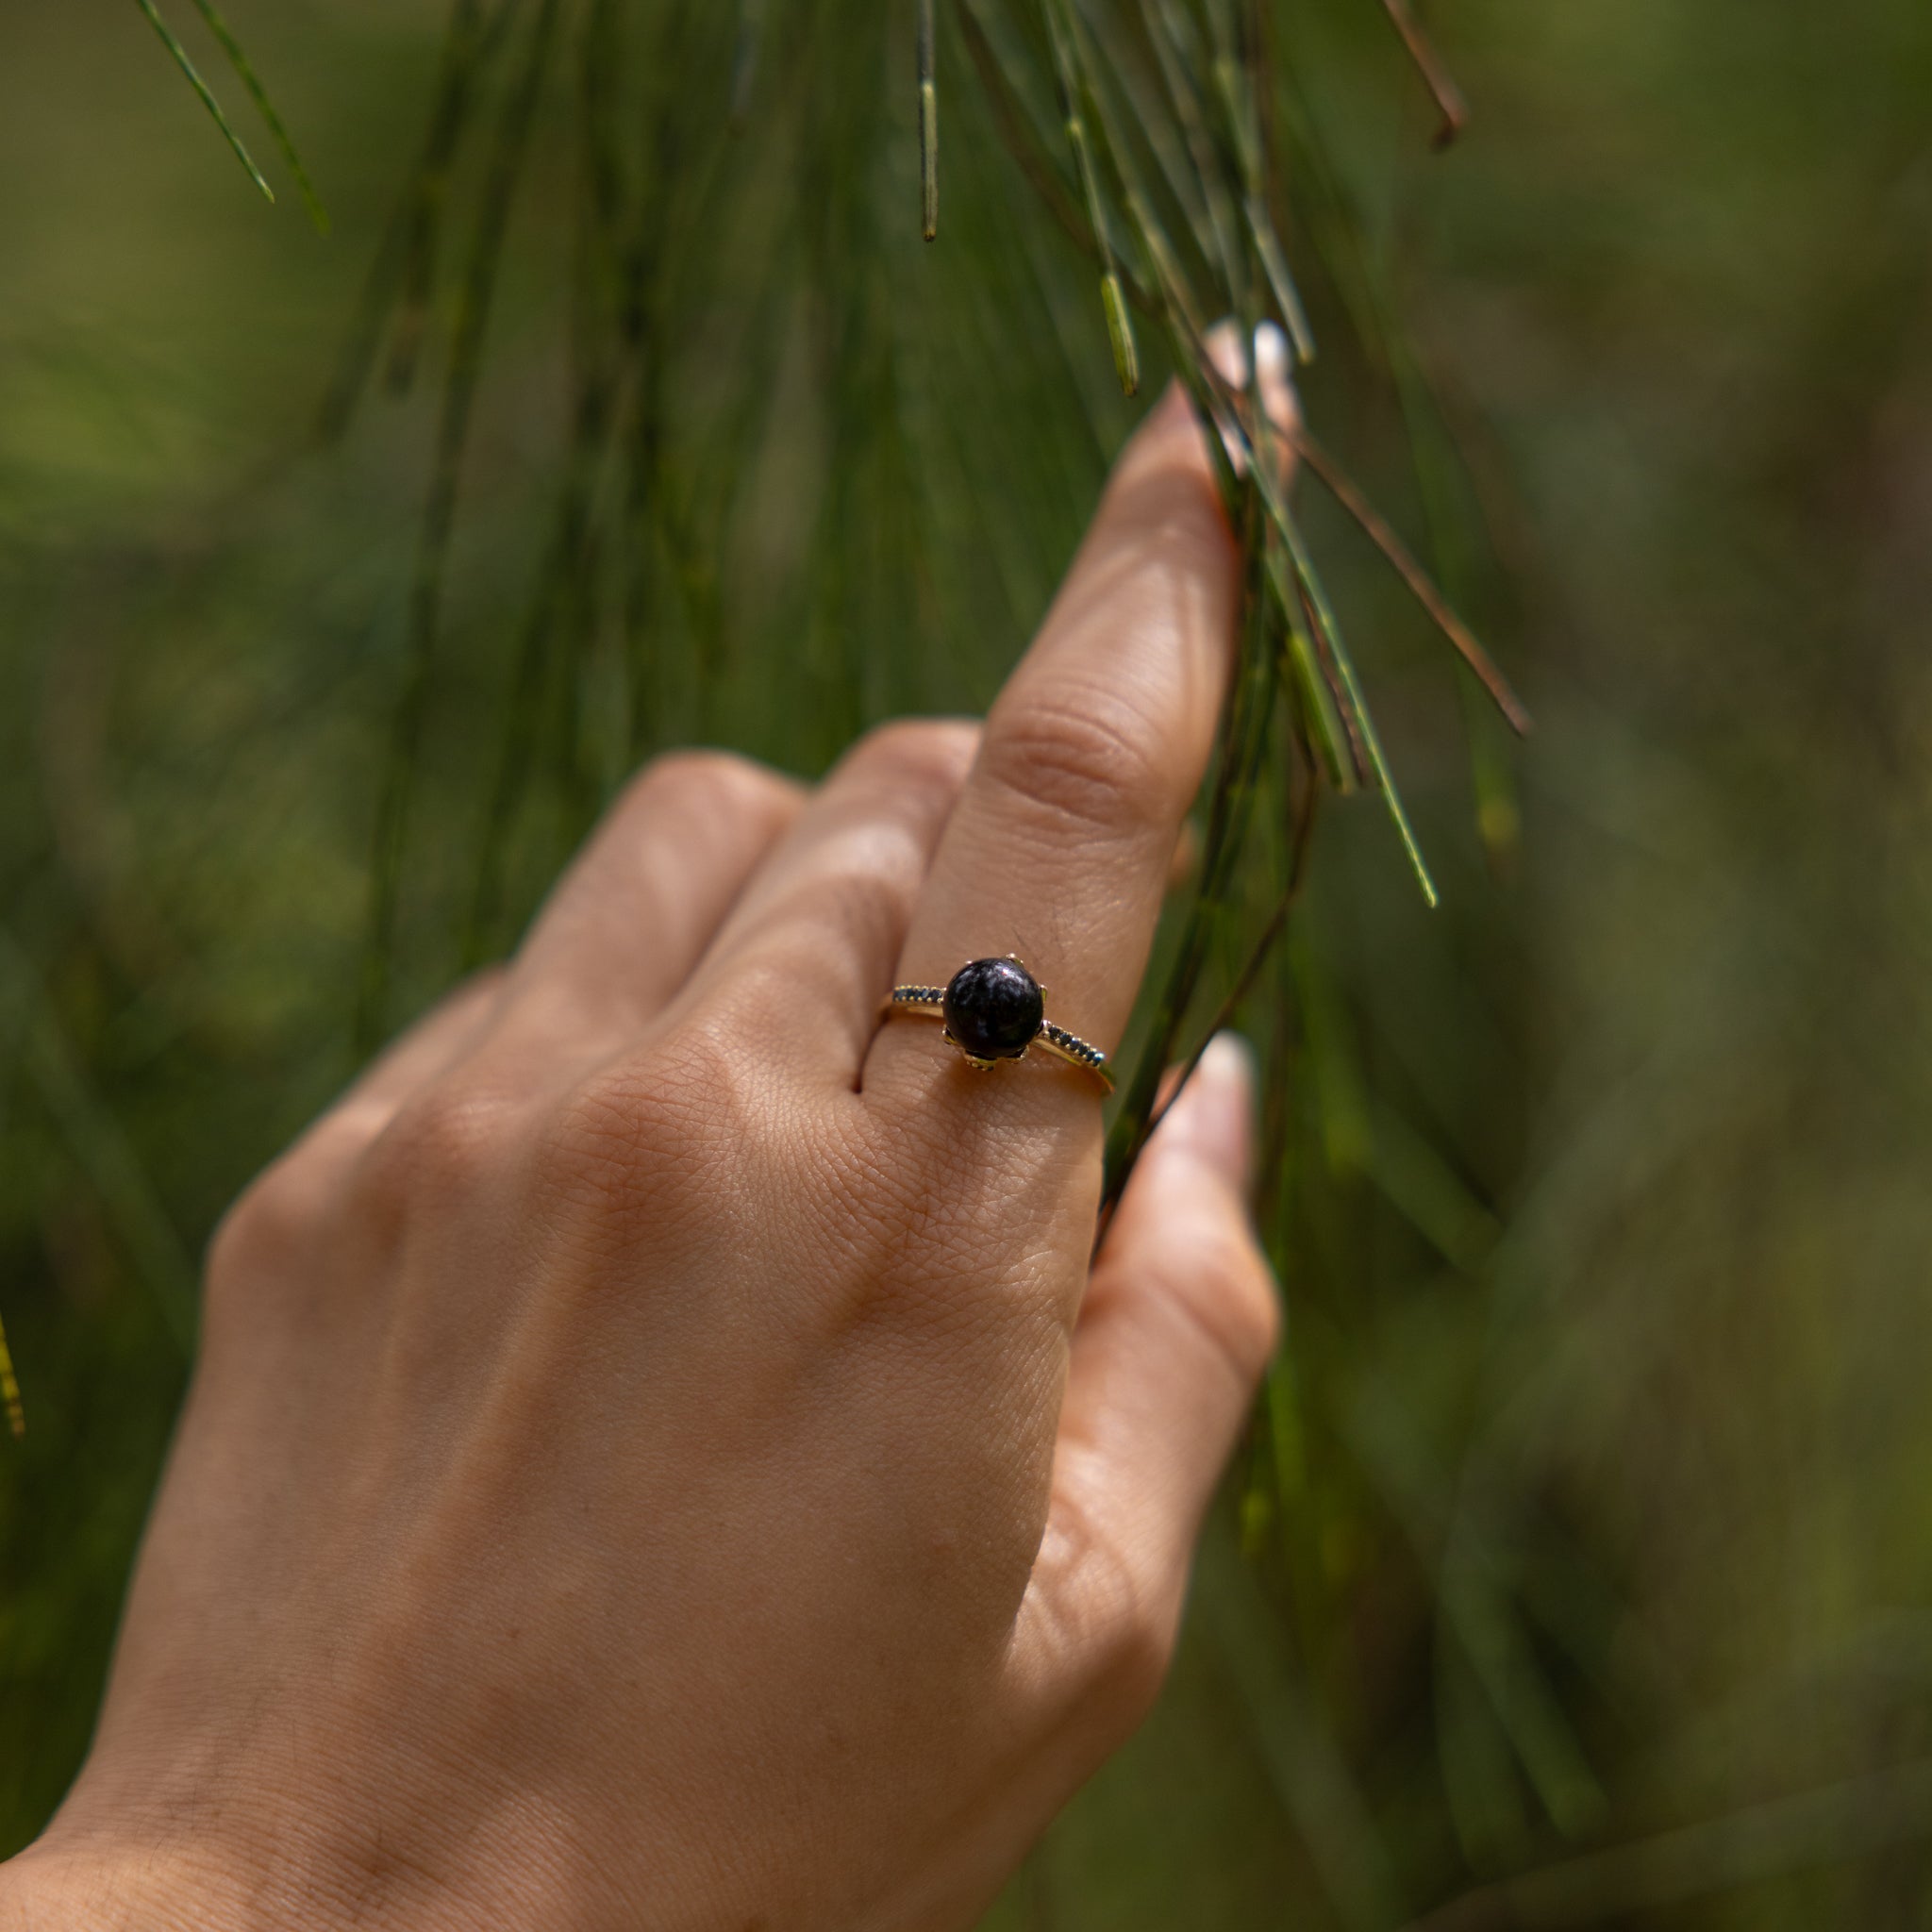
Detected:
left=7, top=0, right=1932, bottom=1924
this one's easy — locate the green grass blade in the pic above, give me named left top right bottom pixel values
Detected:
left=918, top=0, right=939, bottom=240
left=1138, top=0, right=1245, bottom=298
left=1122, top=208, right=1438, bottom=904
left=1196, top=1522, right=1407, bottom=1931
left=729, top=0, right=765, bottom=123
left=1099, top=270, right=1139, bottom=391
left=134, top=0, right=275, bottom=206
left=0, top=930, right=197, bottom=1356
left=1377, top=0, right=1469, bottom=148
left=1284, top=604, right=1354, bottom=789
left=1042, top=0, right=1140, bottom=394
left=0, top=1307, right=21, bottom=1440
left=187, top=0, right=330, bottom=232
left=1246, top=192, right=1317, bottom=364
left=1269, top=536, right=1440, bottom=907
left=360, top=0, right=561, bottom=1047
left=1292, top=426, right=1530, bottom=733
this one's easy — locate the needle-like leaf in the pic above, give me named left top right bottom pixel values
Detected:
left=134, top=0, right=275, bottom=205
left=919, top=0, right=940, bottom=239
left=1291, top=425, right=1530, bottom=734
left=187, top=0, right=330, bottom=231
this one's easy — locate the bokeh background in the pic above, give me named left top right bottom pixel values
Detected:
left=7, top=0, right=1932, bottom=1924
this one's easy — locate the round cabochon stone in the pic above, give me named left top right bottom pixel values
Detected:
left=942, top=957, right=1044, bottom=1061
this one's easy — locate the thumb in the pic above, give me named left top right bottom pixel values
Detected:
left=1048, top=1035, right=1281, bottom=1673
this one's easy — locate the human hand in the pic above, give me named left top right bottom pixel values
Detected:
left=2, top=375, right=1283, bottom=1932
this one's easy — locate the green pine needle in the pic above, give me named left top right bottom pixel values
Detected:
left=189, top=0, right=332, bottom=233
left=1271, top=536, right=1440, bottom=908
left=0, top=1307, right=21, bottom=1441
left=134, top=0, right=275, bottom=207
left=918, top=0, right=938, bottom=240
left=1100, top=270, right=1140, bottom=394
left=1043, top=0, right=1140, bottom=396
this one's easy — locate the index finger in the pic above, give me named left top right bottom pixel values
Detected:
left=864, top=369, right=1281, bottom=1116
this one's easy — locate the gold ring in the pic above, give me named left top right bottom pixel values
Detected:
left=882, top=956, right=1112, bottom=1092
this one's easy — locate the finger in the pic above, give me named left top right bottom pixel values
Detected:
left=1041, top=1037, right=1277, bottom=1668
left=343, top=970, right=508, bottom=1117
left=496, top=750, right=804, bottom=1054
left=870, top=346, right=1292, bottom=1113
left=679, top=720, right=978, bottom=1081
left=274, top=969, right=508, bottom=1183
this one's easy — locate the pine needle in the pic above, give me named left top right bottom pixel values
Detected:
left=1291, top=425, right=1530, bottom=734
left=1377, top=0, right=1468, bottom=148
left=0, top=1308, right=22, bottom=1441
left=186, top=0, right=330, bottom=231
left=1270, top=524, right=1440, bottom=908
left=918, top=0, right=939, bottom=240
left=134, top=0, right=275, bottom=206
left=1043, top=0, right=1140, bottom=395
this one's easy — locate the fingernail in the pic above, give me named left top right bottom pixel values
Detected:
left=1200, top=320, right=1299, bottom=474
left=1204, top=318, right=1247, bottom=387
left=1254, top=321, right=1297, bottom=435
left=1255, top=319, right=1289, bottom=384
left=1175, top=1032, right=1255, bottom=1189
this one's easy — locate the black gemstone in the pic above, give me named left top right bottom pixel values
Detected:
left=942, top=957, right=1044, bottom=1062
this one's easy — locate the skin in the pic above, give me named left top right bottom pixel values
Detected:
left=0, top=369, right=1288, bottom=1932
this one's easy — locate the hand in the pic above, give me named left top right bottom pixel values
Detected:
left=2, top=380, right=1281, bottom=1932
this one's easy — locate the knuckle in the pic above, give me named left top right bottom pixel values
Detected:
left=776, top=862, right=917, bottom=965
left=624, top=747, right=798, bottom=835
left=205, top=1157, right=325, bottom=1312
left=1169, top=1232, right=1280, bottom=1386
left=1097, top=1606, right=1176, bottom=1734
left=979, top=678, right=1171, bottom=841
left=538, top=1065, right=688, bottom=1214
left=837, top=1113, right=1070, bottom=1325
left=844, top=716, right=979, bottom=791
left=719, top=865, right=919, bottom=987
left=533, top=1020, right=758, bottom=1238
left=202, top=1102, right=387, bottom=1318
left=1229, top=1260, right=1282, bottom=1373
left=1047, top=1498, right=1177, bottom=1738
left=354, top=1079, right=523, bottom=1225
left=681, top=962, right=801, bottom=1070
